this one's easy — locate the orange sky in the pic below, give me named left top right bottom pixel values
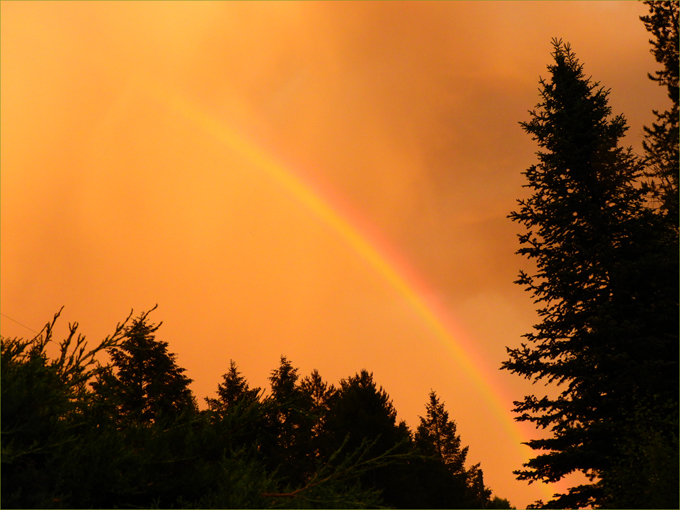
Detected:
left=1, top=2, right=669, bottom=507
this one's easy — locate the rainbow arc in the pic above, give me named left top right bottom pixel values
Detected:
left=138, top=73, right=556, bottom=503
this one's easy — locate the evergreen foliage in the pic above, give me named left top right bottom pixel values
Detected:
left=415, top=391, right=469, bottom=474
left=1, top=308, right=132, bottom=508
left=95, top=306, right=197, bottom=426
left=319, top=370, right=416, bottom=507
left=503, top=38, right=678, bottom=508
left=413, top=391, right=491, bottom=508
left=261, top=356, right=317, bottom=487
left=640, top=0, right=679, bottom=222
left=205, top=359, right=261, bottom=413
left=2, top=311, right=509, bottom=508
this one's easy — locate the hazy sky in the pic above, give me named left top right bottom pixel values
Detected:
left=1, top=2, right=668, bottom=506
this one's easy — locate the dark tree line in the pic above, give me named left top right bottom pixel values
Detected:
left=503, top=2, right=678, bottom=508
left=2, top=307, right=514, bottom=509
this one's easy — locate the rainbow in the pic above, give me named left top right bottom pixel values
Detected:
left=136, top=73, right=556, bottom=504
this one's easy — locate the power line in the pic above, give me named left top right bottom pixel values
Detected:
left=1, top=313, right=39, bottom=334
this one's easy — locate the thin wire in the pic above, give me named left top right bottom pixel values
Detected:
left=1, top=313, right=39, bottom=334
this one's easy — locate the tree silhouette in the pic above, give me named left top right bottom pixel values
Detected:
left=98, top=306, right=196, bottom=426
left=640, top=0, right=679, bottom=222
left=206, top=359, right=260, bottom=414
left=299, top=369, right=337, bottom=463
left=3, top=312, right=510, bottom=508
left=413, top=391, right=489, bottom=508
left=1, top=309, right=134, bottom=508
left=300, top=368, right=337, bottom=419
left=503, top=39, right=678, bottom=508
left=261, top=356, right=316, bottom=486
left=415, top=391, right=468, bottom=474
left=320, top=370, right=416, bottom=507
left=322, top=370, right=407, bottom=455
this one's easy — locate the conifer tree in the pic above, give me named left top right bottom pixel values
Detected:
left=415, top=391, right=468, bottom=474
left=266, top=356, right=313, bottom=444
left=100, top=306, right=196, bottom=425
left=299, top=369, right=337, bottom=461
left=640, top=0, right=679, bottom=223
left=502, top=39, right=678, bottom=508
left=300, top=368, right=337, bottom=419
left=321, top=370, right=415, bottom=507
left=206, top=360, right=260, bottom=413
left=262, top=356, right=315, bottom=486
left=414, top=391, right=487, bottom=508
left=2, top=309, right=132, bottom=508
left=322, top=370, right=408, bottom=456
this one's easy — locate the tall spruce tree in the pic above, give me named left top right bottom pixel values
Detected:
left=502, top=39, right=678, bottom=508
left=321, top=370, right=415, bottom=508
left=299, top=369, right=337, bottom=461
left=262, top=356, right=315, bottom=486
left=99, top=306, right=196, bottom=425
left=414, top=391, right=487, bottom=509
left=415, top=391, right=468, bottom=475
left=206, top=360, right=260, bottom=414
left=640, top=0, right=679, bottom=223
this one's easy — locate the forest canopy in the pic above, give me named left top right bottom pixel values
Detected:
left=502, top=2, right=678, bottom=508
left=1, top=307, right=514, bottom=509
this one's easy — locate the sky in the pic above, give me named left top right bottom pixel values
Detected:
left=0, top=1, right=669, bottom=507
